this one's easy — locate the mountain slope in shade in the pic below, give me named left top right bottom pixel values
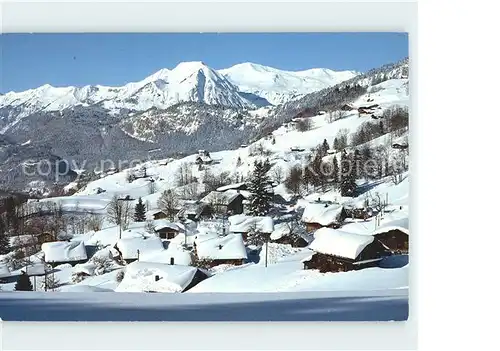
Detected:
left=219, top=62, right=360, bottom=105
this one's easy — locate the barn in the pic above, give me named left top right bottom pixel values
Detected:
left=201, top=190, right=248, bottom=215
left=193, top=233, right=248, bottom=267
left=372, top=218, right=409, bottom=254
left=301, top=201, right=347, bottom=232
left=303, top=228, right=391, bottom=273
left=41, top=241, right=88, bottom=266
left=228, top=215, right=274, bottom=241
left=154, top=221, right=183, bottom=240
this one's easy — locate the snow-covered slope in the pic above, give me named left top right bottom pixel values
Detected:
left=219, top=62, right=359, bottom=105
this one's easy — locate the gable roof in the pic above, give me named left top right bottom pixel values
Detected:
left=228, top=215, right=274, bottom=234
left=195, top=233, right=248, bottom=260
left=216, top=182, right=247, bottom=192
left=153, top=220, right=182, bottom=232
left=372, top=217, right=409, bottom=236
left=201, top=190, right=245, bottom=206
left=309, top=228, right=374, bottom=260
left=115, top=236, right=165, bottom=260
left=42, top=241, right=88, bottom=263
left=301, top=202, right=345, bottom=226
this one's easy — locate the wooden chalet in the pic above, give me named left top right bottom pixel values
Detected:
left=193, top=233, right=248, bottom=267
left=41, top=241, right=88, bottom=266
left=201, top=190, right=248, bottom=215
left=303, top=228, right=392, bottom=273
left=340, top=103, right=355, bottom=111
left=177, top=200, right=210, bottom=222
left=301, top=201, right=347, bottom=233
left=228, top=215, right=274, bottom=241
left=372, top=218, right=409, bottom=254
left=195, top=150, right=213, bottom=165
left=154, top=221, right=183, bottom=240
left=149, top=209, right=168, bottom=220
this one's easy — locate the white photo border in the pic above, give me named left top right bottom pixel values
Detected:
left=0, top=1, right=417, bottom=350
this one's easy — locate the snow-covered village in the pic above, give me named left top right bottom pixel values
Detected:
left=0, top=34, right=409, bottom=322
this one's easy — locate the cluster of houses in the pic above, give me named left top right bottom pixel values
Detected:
left=300, top=198, right=408, bottom=273
left=1, top=174, right=408, bottom=290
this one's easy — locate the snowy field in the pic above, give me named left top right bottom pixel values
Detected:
left=0, top=289, right=408, bottom=321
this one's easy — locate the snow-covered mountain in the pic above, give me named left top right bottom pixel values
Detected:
left=0, top=58, right=407, bottom=190
left=0, top=61, right=359, bottom=132
left=219, top=62, right=359, bottom=105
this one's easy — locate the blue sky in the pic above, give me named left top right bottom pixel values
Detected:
left=1, top=33, right=408, bottom=93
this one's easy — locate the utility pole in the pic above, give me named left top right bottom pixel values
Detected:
left=265, top=235, right=269, bottom=268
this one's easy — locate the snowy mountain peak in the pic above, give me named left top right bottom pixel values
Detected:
left=219, top=63, right=360, bottom=105
left=0, top=61, right=361, bottom=130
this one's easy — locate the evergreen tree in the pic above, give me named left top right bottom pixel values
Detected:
left=15, top=271, right=33, bottom=291
left=247, top=160, right=273, bottom=216
left=134, top=197, right=146, bottom=222
left=333, top=137, right=339, bottom=151
left=0, top=216, right=11, bottom=255
left=332, top=155, right=339, bottom=186
left=340, top=150, right=357, bottom=197
left=353, top=149, right=362, bottom=179
left=379, top=120, right=384, bottom=134
left=321, top=139, right=330, bottom=157
left=236, top=156, right=242, bottom=167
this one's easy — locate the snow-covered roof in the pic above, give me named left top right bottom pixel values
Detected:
left=270, top=222, right=292, bottom=240
left=73, top=262, right=96, bottom=276
left=42, top=241, right=88, bottom=263
left=153, top=220, right=182, bottom=232
left=216, top=182, right=247, bottom=192
left=0, top=263, right=11, bottom=278
left=309, top=228, right=375, bottom=260
left=115, top=236, right=164, bottom=260
left=301, top=202, right=345, bottom=226
left=197, top=154, right=212, bottom=162
left=177, top=200, right=207, bottom=217
left=201, top=190, right=244, bottom=206
left=140, top=243, right=193, bottom=266
left=228, top=215, right=274, bottom=234
left=115, top=261, right=199, bottom=293
left=196, top=234, right=248, bottom=260
left=372, top=218, right=409, bottom=236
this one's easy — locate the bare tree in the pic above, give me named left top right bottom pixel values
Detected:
left=157, top=190, right=180, bottom=220
left=106, top=195, right=133, bottom=229
left=181, top=182, right=199, bottom=200
left=296, top=118, right=313, bottom=132
left=148, top=180, right=156, bottom=194
left=176, top=163, right=194, bottom=186
left=334, top=110, right=347, bottom=121
left=125, top=170, right=135, bottom=183
left=86, top=212, right=104, bottom=232
left=38, top=272, right=60, bottom=292
left=203, top=170, right=231, bottom=192
left=326, top=111, right=334, bottom=123
left=145, top=220, right=156, bottom=234
left=284, top=165, right=304, bottom=196
left=271, top=165, right=285, bottom=184
left=334, top=128, right=349, bottom=150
